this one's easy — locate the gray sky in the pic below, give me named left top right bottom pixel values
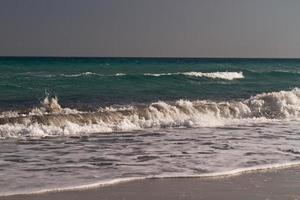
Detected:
left=0, top=0, right=300, bottom=57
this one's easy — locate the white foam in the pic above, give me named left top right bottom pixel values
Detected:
left=60, top=72, right=102, bottom=77
left=1, top=88, right=300, bottom=139
left=182, top=71, right=244, bottom=80
left=60, top=72, right=127, bottom=77
left=144, top=73, right=173, bottom=77
left=144, top=71, right=244, bottom=80
left=115, top=73, right=126, bottom=76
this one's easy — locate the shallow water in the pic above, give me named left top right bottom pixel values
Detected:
left=1, top=120, right=300, bottom=195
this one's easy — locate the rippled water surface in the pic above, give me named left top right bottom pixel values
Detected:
left=1, top=120, right=300, bottom=195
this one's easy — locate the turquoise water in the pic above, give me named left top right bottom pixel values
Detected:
left=1, top=57, right=300, bottom=109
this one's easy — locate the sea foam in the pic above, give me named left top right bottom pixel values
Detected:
left=181, top=71, right=244, bottom=80
left=144, top=71, right=244, bottom=80
left=0, top=88, right=300, bottom=138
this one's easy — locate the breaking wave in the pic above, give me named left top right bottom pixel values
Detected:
left=30, top=71, right=244, bottom=80
left=62, top=71, right=244, bottom=80
left=60, top=72, right=101, bottom=77
left=1, top=88, right=300, bottom=138
left=144, top=71, right=244, bottom=80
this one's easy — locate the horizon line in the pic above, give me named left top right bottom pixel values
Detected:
left=1, top=56, right=300, bottom=59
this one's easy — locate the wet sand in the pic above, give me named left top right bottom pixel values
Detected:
left=2, top=166, right=300, bottom=200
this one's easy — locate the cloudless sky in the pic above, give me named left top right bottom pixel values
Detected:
left=1, top=0, right=300, bottom=57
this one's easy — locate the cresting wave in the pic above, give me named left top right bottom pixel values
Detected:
left=0, top=88, right=300, bottom=138
left=144, top=71, right=244, bottom=80
left=30, top=71, right=244, bottom=80
left=1, top=161, right=300, bottom=197
left=64, top=71, right=244, bottom=80
left=61, top=72, right=101, bottom=77
left=60, top=72, right=126, bottom=77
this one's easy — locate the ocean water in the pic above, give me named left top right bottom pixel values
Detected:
left=1, top=57, right=300, bottom=195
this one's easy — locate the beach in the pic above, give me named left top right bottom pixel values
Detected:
left=2, top=166, right=300, bottom=200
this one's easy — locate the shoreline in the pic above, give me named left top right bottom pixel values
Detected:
left=2, top=162, right=300, bottom=197
left=2, top=165, right=300, bottom=200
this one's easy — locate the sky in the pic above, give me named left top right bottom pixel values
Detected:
left=0, top=0, right=300, bottom=57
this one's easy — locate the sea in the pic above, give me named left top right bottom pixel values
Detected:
left=1, top=57, right=300, bottom=196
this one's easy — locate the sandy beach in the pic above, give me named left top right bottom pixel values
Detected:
left=2, top=166, right=300, bottom=200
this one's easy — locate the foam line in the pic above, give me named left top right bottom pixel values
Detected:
left=1, top=161, right=300, bottom=197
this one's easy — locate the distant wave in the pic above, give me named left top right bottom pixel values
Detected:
left=1, top=88, right=300, bottom=138
left=61, top=72, right=126, bottom=77
left=182, top=71, right=244, bottom=80
left=61, top=71, right=244, bottom=80
left=60, top=72, right=103, bottom=77
left=18, top=69, right=300, bottom=80
left=24, top=71, right=244, bottom=80
left=115, top=73, right=126, bottom=76
left=144, top=71, right=244, bottom=80
left=43, top=72, right=127, bottom=78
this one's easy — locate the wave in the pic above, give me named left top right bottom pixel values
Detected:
left=144, top=71, right=244, bottom=80
left=61, top=72, right=127, bottom=77
left=0, top=88, right=300, bottom=138
left=16, top=69, right=300, bottom=80
left=182, top=71, right=244, bottom=80
left=34, top=72, right=127, bottom=78
left=1, top=161, right=300, bottom=197
left=115, top=73, right=126, bottom=76
left=26, top=71, right=244, bottom=80
left=61, top=71, right=244, bottom=80
left=60, top=72, right=103, bottom=77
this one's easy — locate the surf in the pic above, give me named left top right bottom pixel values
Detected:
left=1, top=88, right=300, bottom=139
